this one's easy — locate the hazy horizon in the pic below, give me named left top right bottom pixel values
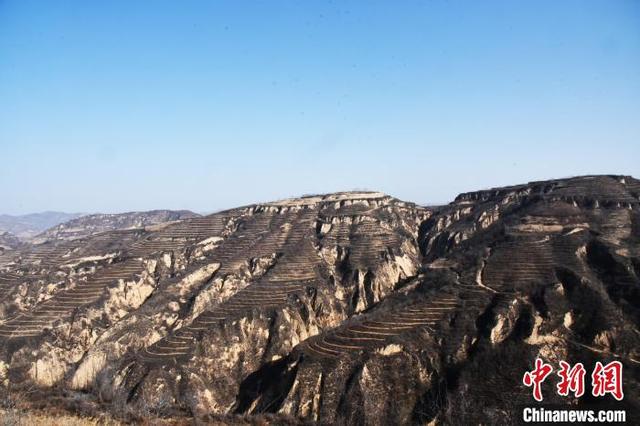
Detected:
left=1, top=1, right=639, bottom=215
left=0, top=172, right=638, bottom=217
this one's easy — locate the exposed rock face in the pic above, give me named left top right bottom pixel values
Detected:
left=0, top=177, right=639, bottom=424
left=33, top=209, right=199, bottom=243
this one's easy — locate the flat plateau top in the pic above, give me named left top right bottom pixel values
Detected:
left=265, top=191, right=388, bottom=207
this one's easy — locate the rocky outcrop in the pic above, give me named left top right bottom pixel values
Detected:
left=0, top=177, right=639, bottom=424
left=234, top=176, right=640, bottom=424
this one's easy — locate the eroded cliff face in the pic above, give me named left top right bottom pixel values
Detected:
left=0, top=191, right=429, bottom=421
left=1, top=178, right=639, bottom=424
left=233, top=176, right=640, bottom=424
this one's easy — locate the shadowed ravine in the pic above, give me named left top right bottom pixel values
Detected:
left=0, top=176, right=639, bottom=424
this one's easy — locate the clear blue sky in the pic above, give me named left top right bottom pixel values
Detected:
left=1, top=1, right=639, bottom=215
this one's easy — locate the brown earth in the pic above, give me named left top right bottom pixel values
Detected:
left=0, top=176, right=638, bottom=424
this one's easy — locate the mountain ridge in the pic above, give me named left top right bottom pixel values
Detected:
left=33, top=209, right=200, bottom=243
left=0, top=174, right=638, bottom=424
left=0, top=212, right=85, bottom=240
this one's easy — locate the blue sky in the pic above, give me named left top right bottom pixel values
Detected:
left=1, top=1, right=638, bottom=214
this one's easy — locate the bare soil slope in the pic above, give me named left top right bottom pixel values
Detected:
left=0, top=176, right=638, bottom=424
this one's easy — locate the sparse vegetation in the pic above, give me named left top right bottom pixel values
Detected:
left=1, top=176, right=639, bottom=423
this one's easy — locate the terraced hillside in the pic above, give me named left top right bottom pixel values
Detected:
left=0, top=176, right=639, bottom=424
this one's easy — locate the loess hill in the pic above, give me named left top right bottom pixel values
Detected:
left=31, top=209, right=199, bottom=243
left=0, top=175, right=639, bottom=424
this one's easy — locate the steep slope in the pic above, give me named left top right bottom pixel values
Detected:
left=239, top=175, right=640, bottom=424
left=0, top=192, right=426, bottom=418
left=0, top=177, right=638, bottom=424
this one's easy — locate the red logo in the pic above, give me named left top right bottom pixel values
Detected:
left=592, top=361, right=624, bottom=401
left=523, top=358, right=554, bottom=402
left=556, top=361, right=586, bottom=397
left=523, top=359, right=624, bottom=402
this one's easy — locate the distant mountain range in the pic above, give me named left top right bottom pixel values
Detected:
left=0, top=212, right=84, bottom=240
left=0, top=175, right=638, bottom=424
left=0, top=210, right=200, bottom=243
left=33, top=210, right=199, bottom=242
